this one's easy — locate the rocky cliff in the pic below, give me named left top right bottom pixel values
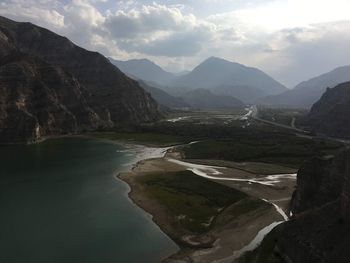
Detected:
left=0, top=16, right=160, bottom=143
left=305, top=81, right=350, bottom=138
left=241, top=149, right=350, bottom=263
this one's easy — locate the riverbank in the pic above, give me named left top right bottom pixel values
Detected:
left=118, top=143, right=297, bottom=262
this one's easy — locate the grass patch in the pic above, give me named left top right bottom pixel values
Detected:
left=258, top=107, right=308, bottom=127
left=87, top=131, right=188, bottom=146
left=183, top=136, right=343, bottom=168
left=136, top=171, right=254, bottom=234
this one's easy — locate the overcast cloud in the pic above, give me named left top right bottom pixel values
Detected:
left=1, top=0, right=350, bottom=86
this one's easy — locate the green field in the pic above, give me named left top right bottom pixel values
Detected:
left=136, top=171, right=266, bottom=233
left=257, top=107, right=308, bottom=127
left=183, top=136, right=343, bottom=168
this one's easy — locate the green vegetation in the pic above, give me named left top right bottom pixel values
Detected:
left=90, top=110, right=345, bottom=168
left=136, top=171, right=263, bottom=234
left=183, top=136, right=343, bottom=168
left=258, top=107, right=308, bottom=127
left=88, top=131, right=188, bottom=146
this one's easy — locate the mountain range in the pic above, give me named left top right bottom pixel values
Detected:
left=260, top=66, right=350, bottom=108
left=0, top=16, right=160, bottom=143
left=169, top=57, right=287, bottom=97
left=111, top=56, right=287, bottom=106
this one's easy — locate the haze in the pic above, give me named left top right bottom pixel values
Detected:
left=1, top=0, right=350, bottom=86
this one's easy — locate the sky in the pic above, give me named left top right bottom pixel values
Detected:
left=1, top=0, right=350, bottom=87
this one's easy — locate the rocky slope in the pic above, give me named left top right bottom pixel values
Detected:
left=0, top=16, right=160, bottom=143
left=241, top=149, right=350, bottom=263
left=138, top=81, right=189, bottom=109
left=305, top=82, right=350, bottom=138
left=0, top=52, right=104, bottom=143
left=110, top=58, right=175, bottom=85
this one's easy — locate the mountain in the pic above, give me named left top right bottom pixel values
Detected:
left=110, top=58, right=176, bottom=85
left=181, top=89, right=245, bottom=110
left=169, top=57, right=286, bottom=102
left=212, top=85, right=266, bottom=104
left=259, top=65, right=350, bottom=108
left=138, top=81, right=189, bottom=109
left=304, top=82, right=350, bottom=138
left=0, top=16, right=160, bottom=143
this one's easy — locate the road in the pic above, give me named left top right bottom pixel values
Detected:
left=247, top=105, right=307, bottom=134
left=248, top=105, right=350, bottom=145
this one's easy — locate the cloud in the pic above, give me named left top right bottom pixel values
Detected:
left=1, top=0, right=350, bottom=85
left=104, top=3, right=216, bottom=56
left=0, top=0, right=64, bottom=29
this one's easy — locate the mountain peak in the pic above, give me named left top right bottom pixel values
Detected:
left=171, top=57, right=286, bottom=97
left=201, top=56, right=238, bottom=65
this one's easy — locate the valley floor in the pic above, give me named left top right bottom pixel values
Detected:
left=118, top=143, right=297, bottom=262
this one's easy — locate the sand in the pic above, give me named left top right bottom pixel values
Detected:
left=118, top=143, right=296, bottom=262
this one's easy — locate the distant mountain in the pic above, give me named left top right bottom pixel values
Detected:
left=181, top=89, right=245, bottom=110
left=138, top=81, right=189, bottom=109
left=305, top=82, right=350, bottom=138
left=110, top=58, right=176, bottom=85
left=259, top=66, right=350, bottom=108
left=169, top=57, right=286, bottom=102
left=212, top=85, right=267, bottom=104
left=0, top=16, right=160, bottom=143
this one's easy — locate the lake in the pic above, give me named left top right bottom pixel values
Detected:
left=0, top=137, right=178, bottom=263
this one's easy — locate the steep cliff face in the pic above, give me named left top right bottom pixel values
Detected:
left=291, top=154, right=345, bottom=214
left=0, top=51, right=104, bottom=143
left=305, top=82, right=350, bottom=138
left=0, top=16, right=161, bottom=143
left=0, top=16, right=160, bottom=125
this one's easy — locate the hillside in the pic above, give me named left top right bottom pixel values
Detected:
left=0, top=16, right=160, bottom=143
left=260, top=66, right=350, bottom=108
left=169, top=57, right=286, bottom=102
left=305, top=81, right=350, bottom=138
left=110, top=58, right=175, bottom=85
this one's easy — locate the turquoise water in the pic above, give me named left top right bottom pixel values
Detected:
left=0, top=137, right=178, bottom=263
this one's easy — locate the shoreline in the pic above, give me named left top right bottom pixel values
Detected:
left=5, top=134, right=295, bottom=262
left=116, top=143, right=296, bottom=262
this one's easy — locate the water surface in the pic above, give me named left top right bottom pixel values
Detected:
left=0, top=137, right=178, bottom=263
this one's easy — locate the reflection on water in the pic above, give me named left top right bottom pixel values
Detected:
left=0, top=137, right=178, bottom=263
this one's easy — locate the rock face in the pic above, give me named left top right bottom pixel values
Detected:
left=0, top=16, right=160, bottom=143
left=0, top=52, right=103, bottom=143
left=305, top=82, right=350, bottom=138
left=246, top=149, right=350, bottom=263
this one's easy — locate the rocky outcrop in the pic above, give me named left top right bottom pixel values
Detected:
left=0, top=51, right=105, bottom=143
left=291, top=154, right=345, bottom=214
left=305, top=82, right=350, bottom=138
left=0, top=16, right=161, bottom=143
left=243, top=149, right=350, bottom=263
